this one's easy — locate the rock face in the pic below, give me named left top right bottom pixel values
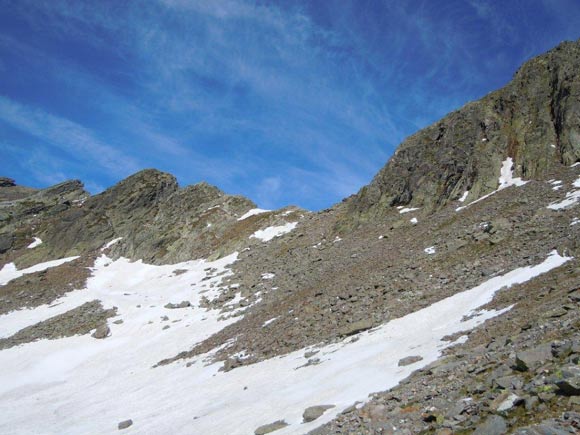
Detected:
left=346, top=40, right=580, bottom=224
left=0, top=169, right=286, bottom=264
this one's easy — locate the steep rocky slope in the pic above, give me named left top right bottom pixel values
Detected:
left=0, top=40, right=579, bottom=435
left=346, top=40, right=580, bottom=225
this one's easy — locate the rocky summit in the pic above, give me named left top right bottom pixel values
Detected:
left=1, top=40, right=580, bottom=435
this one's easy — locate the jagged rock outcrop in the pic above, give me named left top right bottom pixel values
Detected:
left=0, top=177, right=37, bottom=202
left=0, top=169, right=304, bottom=265
left=347, top=39, right=580, bottom=224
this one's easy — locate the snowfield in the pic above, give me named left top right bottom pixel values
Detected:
left=0, top=250, right=571, bottom=435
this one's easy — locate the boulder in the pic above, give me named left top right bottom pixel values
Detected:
left=491, top=392, right=523, bottom=414
left=164, top=301, right=191, bottom=309
left=513, top=343, right=553, bottom=371
left=92, top=324, right=110, bottom=339
left=0, top=233, right=13, bottom=254
left=254, top=420, right=288, bottom=434
left=398, top=355, right=423, bottom=367
left=555, top=366, right=580, bottom=396
left=302, top=405, right=335, bottom=422
left=118, top=419, right=133, bottom=430
left=338, top=319, right=373, bottom=337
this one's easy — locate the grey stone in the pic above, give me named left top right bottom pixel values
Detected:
left=338, top=319, right=373, bottom=337
left=302, top=405, right=335, bottom=423
left=254, top=420, right=288, bottom=434
left=0, top=233, right=13, bottom=254
left=398, top=355, right=423, bottom=367
left=494, top=375, right=524, bottom=390
left=118, top=419, right=133, bottom=430
left=92, top=324, right=110, bottom=339
left=545, top=307, right=568, bottom=318
left=555, top=366, right=580, bottom=395
left=513, top=343, right=553, bottom=371
left=491, top=392, right=523, bottom=413
left=473, top=415, right=507, bottom=435
left=164, top=301, right=191, bottom=309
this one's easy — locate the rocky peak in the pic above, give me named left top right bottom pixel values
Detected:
left=0, top=177, right=38, bottom=202
left=0, top=177, right=16, bottom=187
left=32, top=179, right=86, bottom=202
left=346, top=38, right=580, bottom=223
left=86, top=169, right=178, bottom=213
left=176, top=181, right=225, bottom=206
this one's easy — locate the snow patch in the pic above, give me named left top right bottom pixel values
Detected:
left=458, top=191, right=469, bottom=203
left=238, top=208, right=270, bottom=221
left=101, top=237, right=123, bottom=251
left=548, top=177, right=580, bottom=210
left=424, top=246, right=436, bottom=255
left=399, top=207, right=420, bottom=214
left=26, top=237, right=42, bottom=249
left=0, top=256, right=80, bottom=287
left=261, top=273, right=275, bottom=280
left=457, top=157, right=527, bottom=212
left=410, top=217, right=418, bottom=224
left=498, top=157, right=527, bottom=189
left=251, top=222, right=298, bottom=242
left=262, top=317, right=278, bottom=327
left=547, top=190, right=580, bottom=210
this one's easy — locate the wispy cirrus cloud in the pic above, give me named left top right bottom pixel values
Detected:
left=0, top=96, right=140, bottom=176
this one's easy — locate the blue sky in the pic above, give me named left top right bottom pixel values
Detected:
left=1, top=0, right=579, bottom=210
